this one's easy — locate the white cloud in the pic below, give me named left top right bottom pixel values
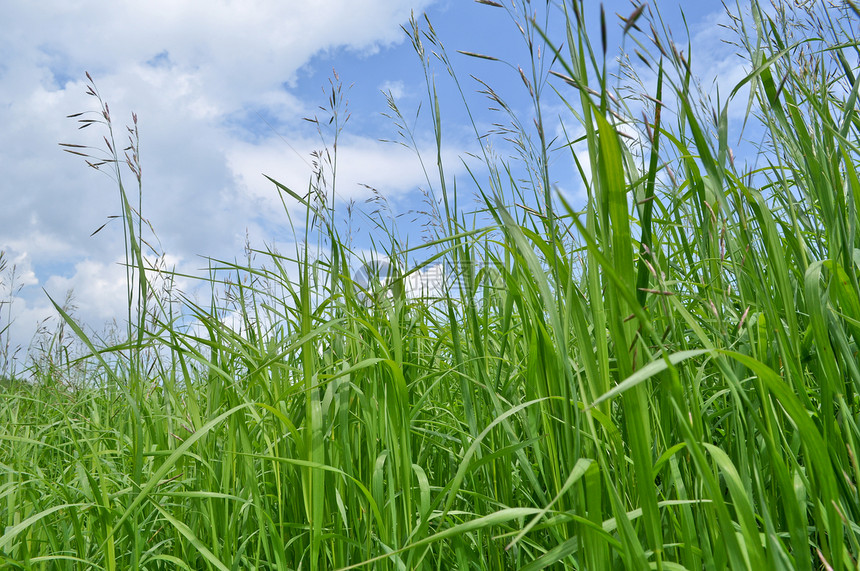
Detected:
left=380, top=80, right=407, bottom=100
left=0, top=251, right=39, bottom=290
left=1, top=258, right=127, bottom=368
left=0, top=0, right=440, bottom=363
left=42, top=259, right=129, bottom=322
left=225, top=132, right=468, bottom=223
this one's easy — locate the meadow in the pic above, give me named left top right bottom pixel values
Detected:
left=2, top=1, right=860, bottom=569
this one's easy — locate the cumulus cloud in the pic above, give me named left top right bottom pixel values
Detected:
left=42, top=259, right=129, bottom=322
left=379, top=80, right=407, bottom=100
left=1, top=0, right=443, bottom=360
left=226, top=132, right=469, bottom=225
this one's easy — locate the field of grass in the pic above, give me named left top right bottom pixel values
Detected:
left=3, top=1, right=860, bottom=569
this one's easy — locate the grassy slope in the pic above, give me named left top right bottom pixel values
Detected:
left=2, top=1, right=860, bottom=569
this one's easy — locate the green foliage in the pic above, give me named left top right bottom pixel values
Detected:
left=3, top=1, right=860, bottom=569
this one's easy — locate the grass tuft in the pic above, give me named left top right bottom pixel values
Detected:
left=2, top=1, right=860, bottom=568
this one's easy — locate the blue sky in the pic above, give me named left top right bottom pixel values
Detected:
left=0, top=0, right=740, bottom=370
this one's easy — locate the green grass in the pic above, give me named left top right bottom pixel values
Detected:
left=3, top=1, right=860, bottom=568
